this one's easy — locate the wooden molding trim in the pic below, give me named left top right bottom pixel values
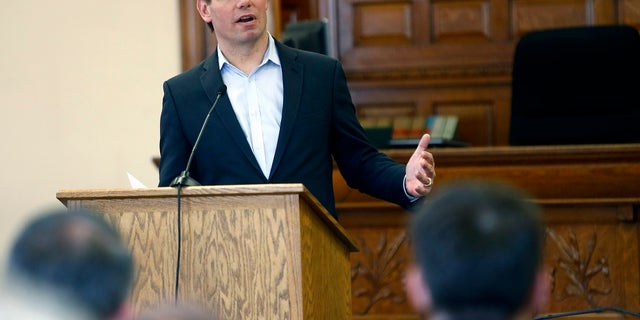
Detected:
left=346, top=63, right=512, bottom=84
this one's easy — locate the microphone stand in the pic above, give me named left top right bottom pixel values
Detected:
left=168, top=85, right=227, bottom=303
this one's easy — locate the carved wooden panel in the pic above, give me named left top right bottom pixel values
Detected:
left=542, top=204, right=640, bottom=311
left=341, top=203, right=640, bottom=319
left=546, top=227, right=616, bottom=308
left=350, top=229, right=413, bottom=316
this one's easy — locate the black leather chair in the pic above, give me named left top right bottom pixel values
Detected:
left=509, top=25, right=640, bottom=145
left=281, top=19, right=328, bottom=55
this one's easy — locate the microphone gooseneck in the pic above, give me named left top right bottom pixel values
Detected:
left=170, top=84, right=227, bottom=187
left=170, top=84, right=227, bottom=304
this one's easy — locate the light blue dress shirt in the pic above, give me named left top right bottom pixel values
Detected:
left=218, top=35, right=283, bottom=179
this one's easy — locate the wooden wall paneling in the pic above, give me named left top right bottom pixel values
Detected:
left=354, top=0, right=414, bottom=46
left=338, top=0, right=355, bottom=53
left=349, top=83, right=511, bottom=146
left=338, top=0, right=428, bottom=55
left=336, top=0, right=637, bottom=77
left=433, top=100, right=495, bottom=146
left=317, top=0, right=340, bottom=57
left=490, top=0, right=511, bottom=41
left=594, top=0, right=619, bottom=24
left=180, top=0, right=206, bottom=70
left=271, top=0, right=283, bottom=39
left=178, top=0, right=638, bottom=70
left=179, top=0, right=217, bottom=70
left=510, top=0, right=592, bottom=38
left=338, top=0, right=516, bottom=147
left=338, top=0, right=640, bottom=147
left=430, top=0, right=494, bottom=43
left=281, top=0, right=316, bottom=27
left=620, top=0, right=640, bottom=28
left=338, top=0, right=515, bottom=71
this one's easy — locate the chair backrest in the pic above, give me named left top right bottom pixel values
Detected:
left=281, top=19, right=329, bottom=55
left=509, top=25, right=640, bottom=145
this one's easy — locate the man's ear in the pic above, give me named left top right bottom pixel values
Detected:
left=404, top=265, right=432, bottom=313
left=530, top=265, right=551, bottom=313
left=196, top=0, right=213, bottom=24
left=110, top=302, right=134, bottom=320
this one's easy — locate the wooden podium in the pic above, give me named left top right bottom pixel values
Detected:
left=57, top=183, right=358, bottom=319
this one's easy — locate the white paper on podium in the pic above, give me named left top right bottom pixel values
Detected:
left=126, top=172, right=147, bottom=188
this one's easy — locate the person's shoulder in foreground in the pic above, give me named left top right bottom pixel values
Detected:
left=404, top=180, right=550, bottom=320
left=5, top=207, right=134, bottom=320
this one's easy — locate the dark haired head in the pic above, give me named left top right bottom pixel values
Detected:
left=7, top=208, right=133, bottom=319
left=409, top=180, right=545, bottom=319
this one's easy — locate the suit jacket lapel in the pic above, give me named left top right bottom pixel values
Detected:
left=200, top=52, right=263, bottom=175
left=270, top=42, right=304, bottom=178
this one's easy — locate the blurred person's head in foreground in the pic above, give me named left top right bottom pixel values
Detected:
left=6, top=207, right=134, bottom=320
left=404, top=180, right=549, bottom=320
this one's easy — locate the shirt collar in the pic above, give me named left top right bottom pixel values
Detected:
left=217, top=34, right=281, bottom=71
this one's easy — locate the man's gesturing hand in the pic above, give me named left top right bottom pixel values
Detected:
left=405, top=134, right=436, bottom=198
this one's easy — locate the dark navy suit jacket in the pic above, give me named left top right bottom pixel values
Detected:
left=159, top=41, right=413, bottom=217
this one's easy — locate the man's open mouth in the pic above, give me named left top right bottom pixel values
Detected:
left=237, top=15, right=255, bottom=23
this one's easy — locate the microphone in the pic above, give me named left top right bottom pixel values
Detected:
left=170, top=84, right=227, bottom=187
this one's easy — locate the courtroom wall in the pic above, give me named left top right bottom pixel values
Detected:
left=0, top=2, right=181, bottom=270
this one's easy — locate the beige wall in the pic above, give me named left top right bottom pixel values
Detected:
left=0, top=2, right=181, bottom=267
